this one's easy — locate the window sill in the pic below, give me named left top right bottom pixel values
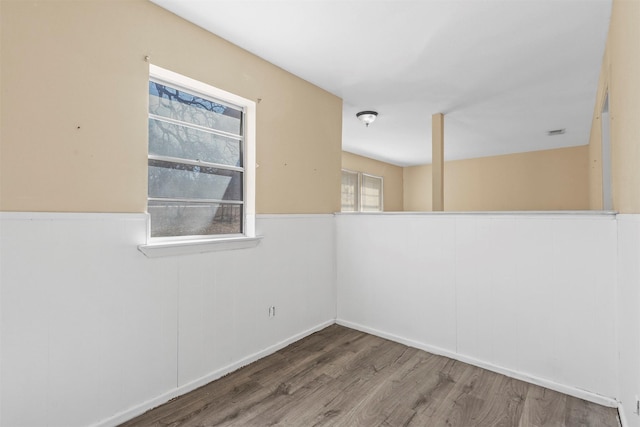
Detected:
left=138, top=236, right=263, bottom=258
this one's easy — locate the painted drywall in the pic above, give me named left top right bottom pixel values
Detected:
left=0, top=213, right=337, bottom=426
left=0, top=0, right=342, bottom=214
left=403, top=164, right=434, bottom=211
left=403, top=146, right=589, bottom=211
left=336, top=213, right=618, bottom=406
left=342, top=151, right=403, bottom=211
left=588, top=0, right=640, bottom=214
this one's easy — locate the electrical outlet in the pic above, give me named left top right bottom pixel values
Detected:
left=268, top=306, right=276, bottom=318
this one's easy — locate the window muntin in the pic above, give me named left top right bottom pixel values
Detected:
left=341, top=169, right=383, bottom=212
left=147, top=68, right=254, bottom=241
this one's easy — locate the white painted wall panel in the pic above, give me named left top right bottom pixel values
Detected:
left=336, top=213, right=618, bottom=404
left=0, top=213, right=336, bottom=427
left=0, top=211, right=629, bottom=425
left=617, top=215, right=640, bottom=427
left=455, top=217, right=524, bottom=370
left=336, top=215, right=457, bottom=351
left=177, top=215, right=337, bottom=388
left=508, top=219, right=556, bottom=381
left=1, top=214, right=179, bottom=427
left=549, top=219, right=617, bottom=396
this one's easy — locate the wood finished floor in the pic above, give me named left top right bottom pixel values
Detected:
left=121, top=325, right=619, bottom=427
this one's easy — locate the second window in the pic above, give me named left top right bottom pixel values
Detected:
left=341, top=170, right=383, bottom=212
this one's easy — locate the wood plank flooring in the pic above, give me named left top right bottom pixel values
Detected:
left=121, top=325, right=619, bottom=427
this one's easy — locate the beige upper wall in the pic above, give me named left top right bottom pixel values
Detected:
left=404, top=146, right=589, bottom=211
left=588, top=0, right=640, bottom=213
left=403, top=164, right=433, bottom=212
left=342, top=152, right=403, bottom=211
left=0, top=0, right=342, bottom=214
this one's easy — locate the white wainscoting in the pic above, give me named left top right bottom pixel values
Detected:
left=336, top=213, right=619, bottom=406
left=0, top=213, right=336, bottom=427
left=2, top=211, right=636, bottom=426
left=617, top=215, right=640, bottom=427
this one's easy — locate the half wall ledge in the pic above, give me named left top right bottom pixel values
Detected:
left=138, top=236, right=263, bottom=258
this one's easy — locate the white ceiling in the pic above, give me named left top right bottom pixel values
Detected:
left=150, top=0, right=612, bottom=167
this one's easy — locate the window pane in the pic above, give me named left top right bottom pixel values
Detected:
left=149, top=81, right=242, bottom=135
left=361, top=174, right=383, bottom=212
left=148, top=159, right=242, bottom=201
left=341, top=171, right=358, bottom=212
left=149, top=118, right=242, bottom=167
left=149, top=201, right=242, bottom=237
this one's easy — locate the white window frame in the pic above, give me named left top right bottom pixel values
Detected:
left=139, top=65, right=259, bottom=257
left=341, top=169, right=384, bottom=212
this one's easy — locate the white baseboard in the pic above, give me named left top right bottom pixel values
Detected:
left=92, top=319, right=335, bottom=427
left=336, top=319, right=619, bottom=409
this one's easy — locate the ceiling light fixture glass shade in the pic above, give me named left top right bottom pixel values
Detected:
left=356, top=111, right=378, bottom=127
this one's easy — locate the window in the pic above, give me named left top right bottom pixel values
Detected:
left=341, top=170, right=359, bottom=211
left=360, top=173, right=383, bottom=212
left=147, top=65, right=255, bottom=242
left=341, top=169, right=383, bottom=212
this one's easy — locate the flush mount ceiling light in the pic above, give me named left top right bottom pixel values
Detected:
left=356, top=111, right=378, bottom=127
